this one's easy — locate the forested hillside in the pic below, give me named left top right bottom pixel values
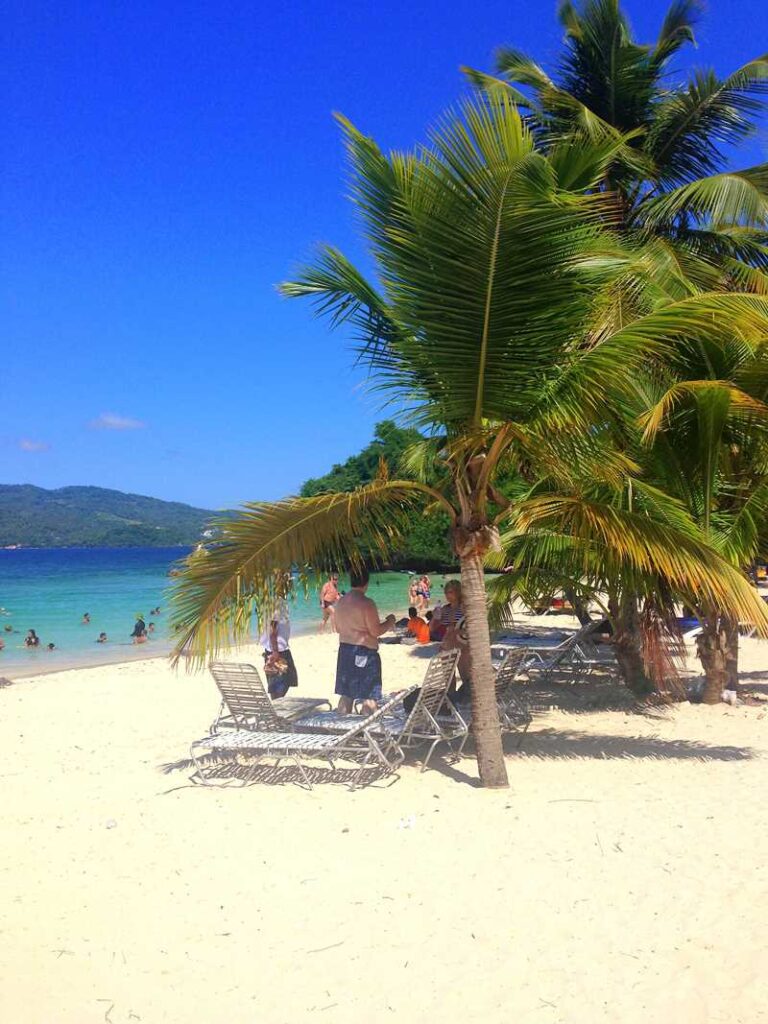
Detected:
left=0, top=485, right=214, bottom=547
left=301, top=421, right=455, bottom=568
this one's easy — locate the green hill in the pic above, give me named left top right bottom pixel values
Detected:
left=0, top=485, right=215, bottom=548
left=301, top=421, right=455, bottom=569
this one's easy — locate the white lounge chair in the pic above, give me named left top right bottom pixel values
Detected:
left=294, top=649, right=465, bottom=772
left=190, top=687, right=417, bottom=790
left=513, top=622, right=605, bottom=681
left=208, top=661, right=331, bottom=734
left=439, top=647, right=533, bottom=746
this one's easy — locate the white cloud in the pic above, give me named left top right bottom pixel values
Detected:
left=90, top=412, right=146, bottom=431
left=18, top=438, right=50, bottom=452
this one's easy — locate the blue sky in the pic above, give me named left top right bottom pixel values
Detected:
left=3, top=0, right=765, bottom=510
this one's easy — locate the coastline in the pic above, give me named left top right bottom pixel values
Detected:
left=0, top=618, right=387, bottom=682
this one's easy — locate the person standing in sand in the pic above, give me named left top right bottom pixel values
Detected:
left=261, top=600, right=299, bottom=698
left=334, top=566, right=395, bottom=715
left=319, top=572, right=340, bottom=632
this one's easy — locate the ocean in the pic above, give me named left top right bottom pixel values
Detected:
left=0, top=547, right=451, bottom=677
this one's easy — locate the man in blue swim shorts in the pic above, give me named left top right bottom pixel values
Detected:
left=333, top=566, right=396, bottom=715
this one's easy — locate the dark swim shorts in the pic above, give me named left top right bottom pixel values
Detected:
left=335, top=643, right=382, bottom=701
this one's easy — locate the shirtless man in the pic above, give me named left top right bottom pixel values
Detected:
left=319, top=572, right=341, bottom=632
left=334, top=567, right=395, bottom=714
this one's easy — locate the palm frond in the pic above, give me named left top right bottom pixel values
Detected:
left=651, top=0, right=701, bottom=65
left=640, top=165, right=768, bottom=229
left=461, top=66, right=532, bottom=108
left=506, top=493, right=768, bottom=630
left=537, top=294, right=768, bottom=432
left=170, top=480, right=436, bottom=668
left=649, top=58, right=768, bottom=184
left=495, top=47, right=555, bottom=91
left=719, top=481, right=768, bottom=565
left=639, top=380, right=768, bottom=444
left=555, top=0, right=659, bottom=133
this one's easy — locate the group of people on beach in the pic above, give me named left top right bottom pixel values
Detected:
left=318, top=571, right=435, bottom=633
left=407, top=574, right=432, bottom=614
left=264, top=570, right=471, bottom=712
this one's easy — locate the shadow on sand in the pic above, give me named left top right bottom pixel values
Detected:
left=496, top=729, right=756, bottom=762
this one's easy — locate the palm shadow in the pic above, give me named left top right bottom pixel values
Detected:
left=500, top=729, right=756, bottom=762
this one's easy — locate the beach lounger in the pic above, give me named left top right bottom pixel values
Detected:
left=438, top=647, right=533, bottom=746
left=294, top=649, right=465, bottom=772
left=514, top=622, right=605, bottom=681
left=208, top=661, right=331, bottom=734
left=190, top=687, right=417, bottom=790
left=491, top=647, right=534, bottom=737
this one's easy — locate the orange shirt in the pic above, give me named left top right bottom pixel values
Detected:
left=407, top=615, right=430, bottom=644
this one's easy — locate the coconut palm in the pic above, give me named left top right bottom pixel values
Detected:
left=461, top=1, right=768, bottom=694
left=171, top=93, right=768, bottom=787
left=636, top=340, right=768, bottom=700
left=465, top=0, right=768, bottom=287
left=488, top=333, right=768, bottom=701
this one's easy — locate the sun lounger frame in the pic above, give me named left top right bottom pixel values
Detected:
left=190, top=687, right=418, bottom=790
left=294, top=649, right=464, bottom=772
left=208, top=661, right=331, bottom=734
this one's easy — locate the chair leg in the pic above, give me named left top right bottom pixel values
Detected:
left=291, top=754, right=313, bottom=791
left=455, top=730, right=470, bottom=759
left=190, top=741, right=213, bottom=784
left=420, top=737, right=442, bottom=772
left=515, top=721, right=531, bottom=750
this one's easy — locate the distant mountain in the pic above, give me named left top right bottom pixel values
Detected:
left=0, top=485, right=215, bottom=548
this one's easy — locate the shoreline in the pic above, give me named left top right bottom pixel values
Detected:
left=1, top=603, right=416, bottom=682
left=0, top=645, right=174, bottom=682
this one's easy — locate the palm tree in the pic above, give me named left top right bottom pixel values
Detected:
left=462, top=1, right=768, bottom=695
left=171, top=94, right=768, bottom=787
left=465, top=0, right=768, bottom=284
left=636, top=342, right=768, bottom=701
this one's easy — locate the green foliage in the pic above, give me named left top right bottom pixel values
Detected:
left=172, top=91, right=768, bottom=679
left=300, top=421, right=454, bottom=568
left=471, top=0, right=768, bottom=288
left=0, top=485, right=214, bottom=548
left=300, top=421, right=420, bottom=496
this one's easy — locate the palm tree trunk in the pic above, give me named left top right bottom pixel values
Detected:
left=565, top=587, right=592, bottom=627
left=459, top=550, right=509, bottom=788
left=609, top=593, right=654, bottom=698
left=725, top=618, right=739, bottom=693
left=697, top=614, right=739, bottom=703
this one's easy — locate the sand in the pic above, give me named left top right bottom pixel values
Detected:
left=1, top=622, right=767, bottom=1024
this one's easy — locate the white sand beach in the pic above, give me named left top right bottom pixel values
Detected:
left=2, top=625, right=767, bottom=1023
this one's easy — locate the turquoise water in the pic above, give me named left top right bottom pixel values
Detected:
left=0, top=548, right=453, bottom=677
